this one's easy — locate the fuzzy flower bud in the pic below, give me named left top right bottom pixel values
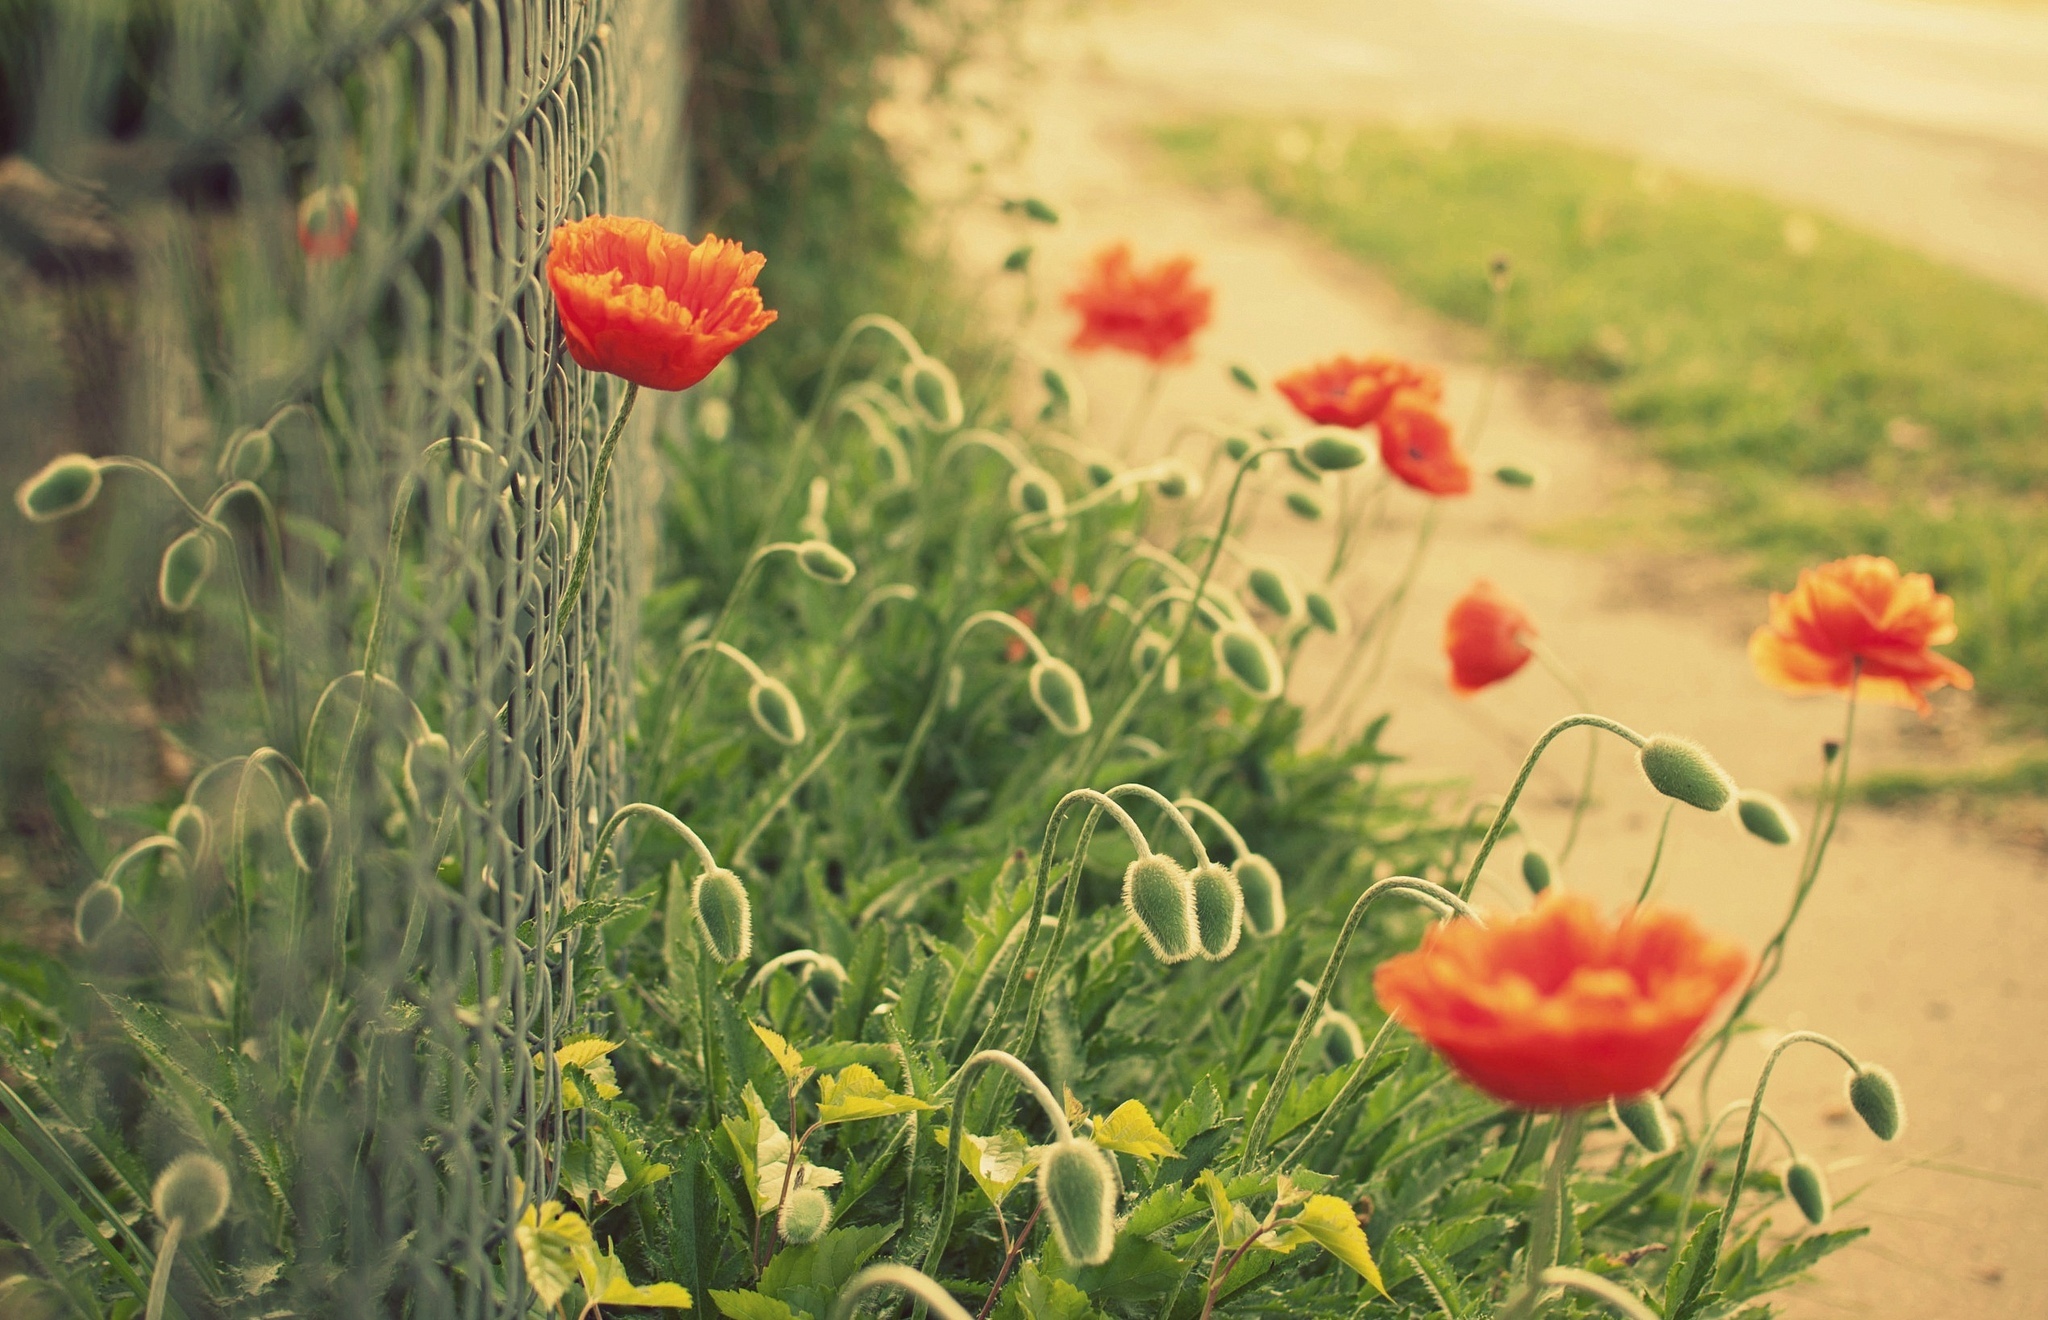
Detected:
left=1318, top=1009, right=1367, bottom=1066
left=74, top=881, right=124, bottom=947
left=1304, top=591, right=1341, bottom=634
left=1608, top=1092, right=1673, bottom=1153
left=1154, top=467, right=1191, bottom=499
left=795, top=539, right=857, bottom=585
left=1782, top=1156, right=1830, bottom=1225
left=1736, top=790, right=1798, bottom=846
left=1189, top=861, right=1244, bottom=961
left=1123, top=855, right=1197, bottom=963
left=16, top=454, right=102, bottom=522
left=1520, top=848, right=1553, bottom=896
left=1233, top=854, right=1286, bottom=937
left=152, top=1153, right=230, bottom=1233
left=1246, top=567, right=1298, bottom=620
left=1284, top=491, right=1322, bottom=521
left=779, top=1186, right=833, bottom=1244
left=403, top=733, right=454, bottom=818
left=748, top=678, right=807, bottom=745
left=1223, top=435, right=1253, bottom=462
left=1301, top=433, right=1369, bottom=472
left=1037, top=1139, right=1117, bottom=1267
left=1008, top=467, right=1063, bottom=521
left=1637, top=735, right=1736, bottom=812
left=1229, top=364, right=1260, bottom=393
left=157, top=530, right=217, bottom=613
left=692, top=866, right=753, bottom=964
left=1492, top=464, right=1537, bottom=488
left=1214, top=627, right=1283, bottom=700
left=1846, top=1064, right=1905, bottom=1141
left=1028, top=658, right=1092, bottom=736
left=285, top=795, right=331, bottom=871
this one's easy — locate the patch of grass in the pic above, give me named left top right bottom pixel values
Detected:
left=1851, top=753, right=2048, bottom=807
left=1154, top=117, right=2048, bottom=730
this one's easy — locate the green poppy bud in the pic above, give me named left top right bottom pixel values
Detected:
left=1037, top=1139, right=1117, bottom=1267
left=1736, top=790, right=1798, bottom=846
left=1317, top=1009, right=1366, bottom=1067
left=1008, top=468, right=1065, bottom=529
left=227, top=428, right=274, bottom=481
left=692, top=866, right=752, bottom=964
left=1040, top=367, right=1078, bottom=423
left=1782, top=1157, right=1830, bottom=1225
left=1846, top=1064, right=1904, bottom=1141
left=1302, top=433, right=1368, bottom=472
left=779, top=1185, right=833, bottom=1243
left=403, top=732, right=454, bottom=818
left=1154, top=468, right=1190, bottom=499
left=15, top=454, right=102, bottom=522
left=1637, top=735, right=1736, bottom=813
left=1028, top=658, right=1092, bottom=737
left=1189, top=861, right=1244, bottom=961
left=169, top=803, right=210, bottom=863
left=902, top=355, right=963, bottom=433
left=157, top=530, right=217, bottom=613
left=748, top=679, right=807, bottom=745
left=1086, top=461, right=1116, bottom=488
left=152, top=1153, right=230, bottom=1233
left=1609, top=1092, right=1673, bottom=1153
left=74, top=881, right=124, bottom=947
left=1122, top=854, right=1196, bottom=963
left=1304, top=590, right=1341, bottom=634
left=1521, top=848, right=1553, bottom=895
left=1233, top=854, right=1286, bottom=937
left=795, top=540, right=857, bottom=585
left=1223, top=435, right=1253, bottom=462
left=1003, top=244, right=1032, bottom=272
left=1214, top=628, right=1283, bottom=700
left=1284, top=491, right=1322, bottom=521
left=695, top=396, right=733, bottom=441
left=1246, top=567, right=1298, bottom=620
left=285, top=795, right=331, bottom=871
left=1229, top=363, right=1260, bottom=393
left=1019, top=196, right=1060, bottom=224
left=1492, top=464, right=1537, bottom=488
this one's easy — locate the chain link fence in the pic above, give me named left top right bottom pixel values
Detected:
left=0, top=1, right=682, bottom=1312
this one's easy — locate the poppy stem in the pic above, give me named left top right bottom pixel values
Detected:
left=1530, top=640, right=1598, bottom=864
left=1536, top=1267, right=1660, bottom=1320
left=1458, top=715, right=1649, bottom=904
left=1528, top=1108, right=1587, bottom=1287
left=881, top=611, right=1051, bottom=817
left=1711, top=1032, right=1861, bottom=1264
left=1275, top=1014, right=1402, bottom=1171
left=143, top=1218, right=184, bottom=1320
left=1634, top=804, right=1676, bottom=906
left=560, top=380, right=639, bottom=615
left=922, top=1050, right=1070, bottom=1286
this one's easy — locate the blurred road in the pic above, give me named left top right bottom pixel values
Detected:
left=1089, top=0, right=2048, bottom=300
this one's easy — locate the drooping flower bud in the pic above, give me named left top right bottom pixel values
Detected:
left=285, top=795, right=331, bottom=871
left=169, top=803, right=210, bottom=863
left=15, top=454, right=103, bottom=522
left=1782, top=1156, right=1830, bottom=1225
left=901, top=354, right=964, bottom=433
left=1223, top=435, right=1253, bottom=462
left=1736, top=791, right=1798, bottom=846
left=74, top=881, right=124, bottom=947
left=1122, top=855, right=1196, bottom=963
left=1608, top=1092, right=1674, bottom=1153
left=1520, top=848, right=1553, bottom=896
left=1214, top=628, right=1283, bottom=700
left=1028, top=658, right=1092, bottom=736
left=1246, top=567, right=1298, bottom=620
left=1004, top=244, right=1032, bottom=272
left=227, top=428, right=274, bottom=481
left=1188, top=862, right=1244, bottom=961
left=1037, top=1139, right=1117, bottom=1267
left=1318, top=1008, right=1366, bottom=1066
left=795, top=540, right=857, bottom=585
left=157, top=530, right=217, bottom=613
left=1846, top=1064, right=1905, bottom=1141
left=692, top=866, right=753, bottom=964
left=1492, top=464, right=1537, bottom=488
left=748, top=679, right=807, bottom=745
left=1233, top=854, right=1286, bottom=937
left=778, top=1185, right=833, bottom=1243
left=1229, top=363, right=1260, bottom=393
left=152, top=1153, right=230, bottom=1233
left=1301, top=433, right=1368, bottom=472
left=1085, top=460, right=1116, bottom=488
left=1304, top=591, right=1341, bottom=634
left=1154, top=467, right=1190, bottom=499
left=1637, top=735, right=1736, bottom=813
left=404, top=732, right=454, bottom=818
left=1284, top=491, right=1322, bottom=521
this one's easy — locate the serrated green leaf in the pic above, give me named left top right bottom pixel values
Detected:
left=709, top=1289, right=803, bottom=1320
left=1291, top=1194, right=1386, bottom=1296
left=814, top=1064, right=934, bottom=1124
left=1093, top=1099, right=1177, bottom=1162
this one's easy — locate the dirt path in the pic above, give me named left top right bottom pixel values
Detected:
left=907, top=11, right=2048, bottom=1316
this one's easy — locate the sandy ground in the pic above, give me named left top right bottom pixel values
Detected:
left=896, top=3, right=2048, bottom=1315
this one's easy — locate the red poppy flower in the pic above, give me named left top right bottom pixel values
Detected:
left=1444, top=580, right=1536, bottom=694
left=1377, top=391, right=1471, bottom=495
left=1374, top=893, right=1748, bottom=1109
left=1749, top=555, right=1973, bottom=715
left=546, top=216, right=776, bottom=392
left=297, top=185, right=358, bottom=261
left=1274, top=354, right=1443, bottom=429
left=1064, top=243, right=1213, bottom=365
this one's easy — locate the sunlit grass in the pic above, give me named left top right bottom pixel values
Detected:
left=1155, top=117, right=2048, bottom=731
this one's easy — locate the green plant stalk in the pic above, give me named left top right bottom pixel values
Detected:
left=882, top=610, right=1049, bottom=814
left=0, top=1118, right=161, bottom=1312
left=1635, top=804, right=1675, bottom=906
left=1530, top=641, right=1598, bottom=864
left=732, top=720, right=850, bottom=866
left=587, top=801, right=720, bottom=899
left=1529, top=1108, right=1586, bottom=1287
left=1538, top=1267, right=1660, bottom=1320
left=1671, top=1100, right=1779, bottom=1252
left=922, top=1050, right=1071, bottom=1285
left=658, top=543, right=806, bottom=755
left=560, top=381, right=640, bottom=615
left=1713, top=1033, right=1860, bottom=1256
left=1458, top=716, right=1649, bottom=902
left=143, top=1219, right=184, bottom=1320
left=1277, top=1014, right=1401, bottom=1170
left=1240, top=875, right=1476, bottom=1168
left=834, top=1264, right=975, bottom=1320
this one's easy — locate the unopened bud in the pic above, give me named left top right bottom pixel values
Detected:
left=285, top=795, right=331, bottom=871
left=1520, top=848, right=1553, bottom=896
left=1284, top=491, right=1322, bottom=521
left=1154, top=467, right=1190, bottom=499
left=1609, top=1093, right=1673, bottom=1153
left=693, top=866, right=753, bottom=964
left=1189, top=862, right=1244, bottom=961
left=1037, top=1139, right=1117, bottom=1267
left=1028, top=658, right=1092, bottom=736
left=1846, top=1064, right=1904, bottom=1141
left=1736, top=791, right=1797, bottom=846
left=1086, top=461, right=1116, bottom=488
left=749, top=679, right=807, bottom=745
left=152, top=1153, right=230, bottom=1233
left=779, top=1185, right=833, bottom=1243
left=1318, top=1009, right=1366, bottom=1066
left=16, top=454, right=102, bottom=522
left=695, top=396, right=733, bottom=441
left=169, top=803, right=210, bottom=863
left=1018, top=197, right=1060, bottom=224
left=403, top=733, right=454, bottom=817
left=1782, top=1157, right=1830, bottom=1225
left=1003, top=245, right=1032, bottom=272
left=1214, top=628, right=1283, bottom=700
left=157, top=529, right=217, bottom=613
left=1637, top=735, right=1735, bottom=813
left=1822, top=739, right=1841, bottom=765
left=1233, top=854, right=1286, bottom=937
left=1229, top=364, right=1260, bottom=393
left=1488, top=251, right=1514, bottom=291
left=74, top=881, right=124, bottom=947
left=227, top=428, right=274, bottom=481
left=1008, top=467, right=1065, bottom=528
left=1223, top=435, right=1253, bottom=462
left=1492, top=465, right=1537, bottom=488
left=1301, top=433, right=1368, bottom=472
left=1304, top=591, right=1341, bottom=634
left=1122, top=855, right=1196, bottom=963
left=1246, top=567, right=1298, bottom=620
left=901, top=355, right=964, bottom=433
left=795, top=540, right=857, bottom=585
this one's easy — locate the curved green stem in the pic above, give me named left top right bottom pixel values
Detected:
left=1538, top=1267, right=1659, bottom=1320
left=560, top=381, right=639, bottom=614
left=143, top=1218, right=184, bottom=1320
left=1528, top=1109, right=1587, bottom=1289
left=1530, top=641, right=1597, bottom=864
left=880, top=610, right=1050, bottom=814
left=1711, top=1032, right=1859, bottom=1261
left=922, top=1051, right=1070, bottom=1283
left=1459, top=716, right=1648, bottom=902
left=833, top=1264, right=974, bottom=1320
left=1105, top=783, right=1208, bottom=863
left=1277, top=1014, right=1401, bottom=1170
left=1174, top=797, right=1251, bottom=860
left=587, top=802, right=720, bottom=899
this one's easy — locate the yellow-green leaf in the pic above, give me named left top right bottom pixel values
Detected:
left=1092, top=1099, right=1178, bottom=1162
left=1196, top=1170, right=1260, bottom=1249
left=750, top=1023, right=806, bottom=1081
left=515, top=1200, right=593, bottom=1311
left=934, top=1127, right=1039, bottom=1206
left=814, top=1064, right=935, bottom=1124
left=578, top=1243, right=694, bottom=1309
left=536, top=1038, right=622, bottom=1108
left=1292, top=1194, right=1386, bottom=1296
left=554, top=1038, right=621, bottom=1070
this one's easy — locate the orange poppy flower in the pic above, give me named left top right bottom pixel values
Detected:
left=1374, top=893, right=1748, bottom=1109
left=1274, top=354, right=1443, bottom=429
left=546, top=216, right=776, bottom=392
left=1064, top=243, right=1213, bottom=365
left=1444, top=580, right=1536, bottom=694
left=1005, top=606, right=1037, bottom=663
left=1377, top=391, right=1471, bottom=495
left=1749, top=555, right=1973, bottom=715
left=296, top=185, right=358, bottom=261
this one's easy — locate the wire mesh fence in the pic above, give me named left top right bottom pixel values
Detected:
left=0, top=1, right=682, bottom=1313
